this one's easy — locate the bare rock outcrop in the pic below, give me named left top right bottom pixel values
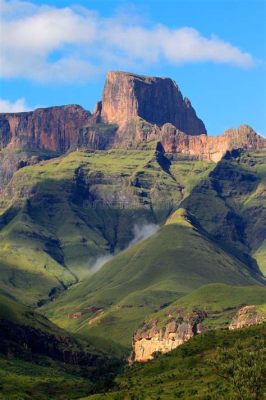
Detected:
left=0, top=105, right=91, bottom=153
left=160, top=124, right=266, bottom=162
left=98, top=71, right=207, bottom=136
left=131, top=311, right=206, bottom=363
left=229, top=305, right=266, bottom=330
left=0, top=72, right=265, bottom=162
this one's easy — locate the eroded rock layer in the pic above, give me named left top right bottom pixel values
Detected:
left=132, top=303, right=266, bottom=363
left=0, top=72, right=265, bottom=162
left=0, top=105, right=91, bottom=153
left=132, top=311, right=206, bottom=363
left=160, top=124, right=266, bottom=162
left=229, top=306, right=266, bottom=330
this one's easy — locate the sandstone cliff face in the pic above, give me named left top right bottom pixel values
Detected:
left=99, top=71, right=207, bottom=136
left=0, top=73, right=265, bottom=162
left=132, top=311, right=206, bottom=362
left=132, top=303, right=266, bottom=363
left=160, top=124, right=266, bottom=162
left=0, top=105, right=91, bottom=153
left=229, top=305, right=266, bottom=330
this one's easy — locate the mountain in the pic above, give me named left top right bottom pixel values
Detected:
left=1, top=72, right=265, bottom=165
left=97, top=71, right=207, bottom=135
left=43, top=208, right=264, bottom=353
left=182, top=149, right=266, bottom=275
left=0, top=146, right=217, bottom=305
left=0, top=70, right=266, bottom=398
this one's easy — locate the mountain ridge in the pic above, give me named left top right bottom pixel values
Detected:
left=0, top=72, right=265, bottom=165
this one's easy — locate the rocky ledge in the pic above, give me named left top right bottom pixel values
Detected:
left=229, top=305, right=266, bottom=330
left=131, top=305, right=266, bottom=363
left=131, top=310, right=206, bottom=363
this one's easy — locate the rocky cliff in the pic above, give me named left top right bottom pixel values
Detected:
left=0, top=105, right=91, bottom=153
left=131, top=311, right=206, bottom=362
left=132, top=302, right=266, bottom=363
left=0, top=72, right=265, bottom=162
left=81, top=72, right=266, bottom=157
left=229, top=305, right=266, bottom=330
left=160, top=124, right=266, bottom=162
left=97, top=71, right=207, bottom=136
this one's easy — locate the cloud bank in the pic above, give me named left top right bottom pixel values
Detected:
left=0, top=97, right=30, bottom=112
left=0, top=0, right=255, bottom=83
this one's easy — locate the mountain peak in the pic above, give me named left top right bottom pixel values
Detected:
left=98, top=71, right=207, bottom=135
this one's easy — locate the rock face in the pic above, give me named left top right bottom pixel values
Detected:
left=160, top=124, right=266, bottom=162
left=131, top=304, right=265, bottom=363
left=0, top=72, right=265, bottom=162
left=99, top=71, right=207, bottom=135
left=132, top=311, right=206, bottom=363
left=229, top=305, right=266, bottom=330
left=0, top=105, right=91, bottom=153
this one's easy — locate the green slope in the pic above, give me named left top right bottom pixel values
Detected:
left=182, top=149, right=266, bottom=275
left=0, top=294, right=120, bottom=399
left=143, top=283, right=266, bottom=331
left=44, top=209, right=263, bottom=352
left=0, top=148, right=214, bottom=305
left=82, top=324, right=266, bottom=400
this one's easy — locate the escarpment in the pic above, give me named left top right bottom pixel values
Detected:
left=0, top=72, right=265, bottom=164
left=131, top=303, right=266, bottom=363
left=0, top=105, right=91, bottom=153
left=160, top=123, right=266, bottom=162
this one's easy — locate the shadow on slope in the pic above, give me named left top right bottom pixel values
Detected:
left=43, top=209, right=264, bottom=352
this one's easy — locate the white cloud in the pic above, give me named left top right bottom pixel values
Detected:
left=0, top=0, right=255, bottom=83
left=0, top=97, right=30, bottom=112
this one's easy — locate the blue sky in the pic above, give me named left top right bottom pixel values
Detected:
left=0, top=0, right=265, bottom=135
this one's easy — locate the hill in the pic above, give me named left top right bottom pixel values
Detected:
left=81, top=323, right=266, bottom=400
left=182, top=149, right=266, bottom=275
left=44, top=209, right=263, bottom=353
left=131, top=283, right=266, bottom=361
left=0, top=293, right=120, bottom=399
left=0, top=148, right=214, bottom=305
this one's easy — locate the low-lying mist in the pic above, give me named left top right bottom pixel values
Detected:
left=89, top=222, right=159, bottom=274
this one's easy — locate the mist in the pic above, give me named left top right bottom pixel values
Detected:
left=128, top=223, right=159, bottom=247
left=89, top=222, right=159, bottom=274
left=89, top=254, right=114, bottom=274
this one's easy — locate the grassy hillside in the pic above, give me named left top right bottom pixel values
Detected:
left=0, top=356, right=95, bottom=400
left=0, top=148, right=214, bottom=305
left=44, top=209, right=263, bottom=353
left=0, top=294, right=120, bottom=399
left=82, top=323, right=266, bottom=400
left=182, top=150, right=266, bottom=275
left=144, top=283, right=266, bottom=330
